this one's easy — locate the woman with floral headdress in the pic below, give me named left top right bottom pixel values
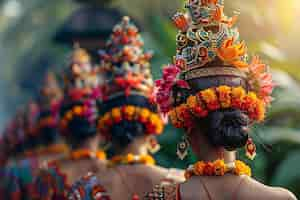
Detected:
left=75, top=16, right=184, bottom=200
left=34, top=46, right=108, bottom=200
left=2, top=77, right=68, bottom=200
left=146, top=1, right=296, bottom=199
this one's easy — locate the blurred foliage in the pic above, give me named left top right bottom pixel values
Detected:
left=0, top=0, right=300, bottom=198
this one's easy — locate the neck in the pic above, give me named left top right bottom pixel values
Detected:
left=72, top=136, right=99, bottom=153
left=120, top=137, right=148, bottom=156
left=190, top=129, right=236, bottom=164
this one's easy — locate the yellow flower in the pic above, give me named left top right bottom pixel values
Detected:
left=112, top=108, right=121, bottom=118
left=217, top=86, right=232, bottom=108
left=213, top=159, right=227, bottom=176
left=149, top=114, right=160, bottom=124
left=201, top=89, right=217, bottom=103
left=140, top=108, right=151, bottom=119
left=155, top=123, right=164, bottom=135
left=232, top=87, right=246, bottom=100
left=124, top=106, right=136, bottom=120
left=140, top=155, right=156, bottom=165
left=187, top=95, right=198, bottom=108
left=234, top=160, right=251, bottom=176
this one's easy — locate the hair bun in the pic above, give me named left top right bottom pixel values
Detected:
left=206, top=109, right=249, bottom=150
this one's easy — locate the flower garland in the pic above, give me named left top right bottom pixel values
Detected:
left=97, top=106, right=164, bottom=138
left=184, top=160, right=251, bottom=179
left=59, top=101, right=97, bottom=134
left=36, top=144, right=69, bottom=156
left=168, top=86, right=266, bottom=129
left=69, top=149, right=107, bottom=161
left=109, top=153, right=155, bottom=167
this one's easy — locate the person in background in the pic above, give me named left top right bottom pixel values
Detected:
left=146, top=0, right=296, bottom=199
left=34, top=46, right=107, bottom=200
left=81, top=17, right=184, bottom=200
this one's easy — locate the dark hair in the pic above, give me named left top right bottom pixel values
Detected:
left=199, top=109, right=249, bottom=150
left=60, top=101, right=97, bottom=148
left=98, top=94, right=154, bottom=149
left=110, top=120, right=145, bottom=148
left=38, top=110, right=59, bottom=146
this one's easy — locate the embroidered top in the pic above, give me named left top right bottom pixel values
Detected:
left=145, top=180, right=180, bottom=200
left=67, top=173, right=111, bottom=200
left=34, top=150, right=106, bottom=200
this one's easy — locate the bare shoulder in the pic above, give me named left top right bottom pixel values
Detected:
left=245, top=177, right=297, bottom=200
left=136, top=165, right=185, bottom=183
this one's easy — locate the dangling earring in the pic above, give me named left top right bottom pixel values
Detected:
left=177, top=135, right=190, bottom=160
left=245, top=138, right=256, bottom=160
left=147, top=136, right=161, bottom=154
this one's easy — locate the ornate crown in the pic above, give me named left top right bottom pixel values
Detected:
left=59, top=47, right=100, bottom=135
left=99, top=16, right=154, bottom=100
left=155, top=0, right=275, bottom=125
left=96, top=16, right=164, bottom=138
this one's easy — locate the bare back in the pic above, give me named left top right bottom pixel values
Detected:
left=55, top=157, right=107, bottom=185
left=98, top=164, right=184, bottom=200
left=180, top=175, right=297, bottom=200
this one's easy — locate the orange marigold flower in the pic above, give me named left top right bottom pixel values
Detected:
left=194, top=161, right=206, bottom=175
left=126, top=154, right=135, bottom=164
left=112, top=108, right=122, bottom=120
left=217, top=86, right=232, bottom=108
left=213, top=159, right=227, bottom=176
left=73, top=106, right=83, bottom=116
left=65, top=111, right=73, bottom=120
left=140, top=108, right=151, bottom=122
left=124, top=106, right=136, bottom=120
left=140, top=155, right=156, bottom=165
left=203, top=162, right=215, bottom=176
left=232, top=87, right=246, bottom=108
left=184, top=171, right=193, bottom=180
left=234, top=160, right=251, bottom=176
left=201, top=89, right=220, bottom=110
left=187, top=96, right=198, bottom=108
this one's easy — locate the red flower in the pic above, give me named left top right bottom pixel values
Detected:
left=203, top=162, right=215, bottom=176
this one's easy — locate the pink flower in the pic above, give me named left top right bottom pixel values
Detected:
left=247, top=56, right=275, bottom=105
left=154, top=65, right=189, bottom=114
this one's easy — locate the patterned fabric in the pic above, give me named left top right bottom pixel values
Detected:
left=17, top=158, right=40, bottom=199
left=0, top=167, right=21, bottom=200
left=145, top=180, right=179, bottom=200
left=67, top=173, right=111, bottom=200
left=35, top=163, right=69, bottom=200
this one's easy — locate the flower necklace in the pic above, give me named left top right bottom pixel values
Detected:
left=36, top=143, right=69, bottom=156
left=69, top=149, right=107, bottom=161
left=109, top=153, right=155, bottom=167
left=184, top=159, right=251, bottom=179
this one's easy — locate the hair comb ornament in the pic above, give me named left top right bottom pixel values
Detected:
left=155, top=0, right=275, bottom=160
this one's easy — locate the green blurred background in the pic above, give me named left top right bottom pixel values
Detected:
left=0, top=0, right=300, bottom=198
